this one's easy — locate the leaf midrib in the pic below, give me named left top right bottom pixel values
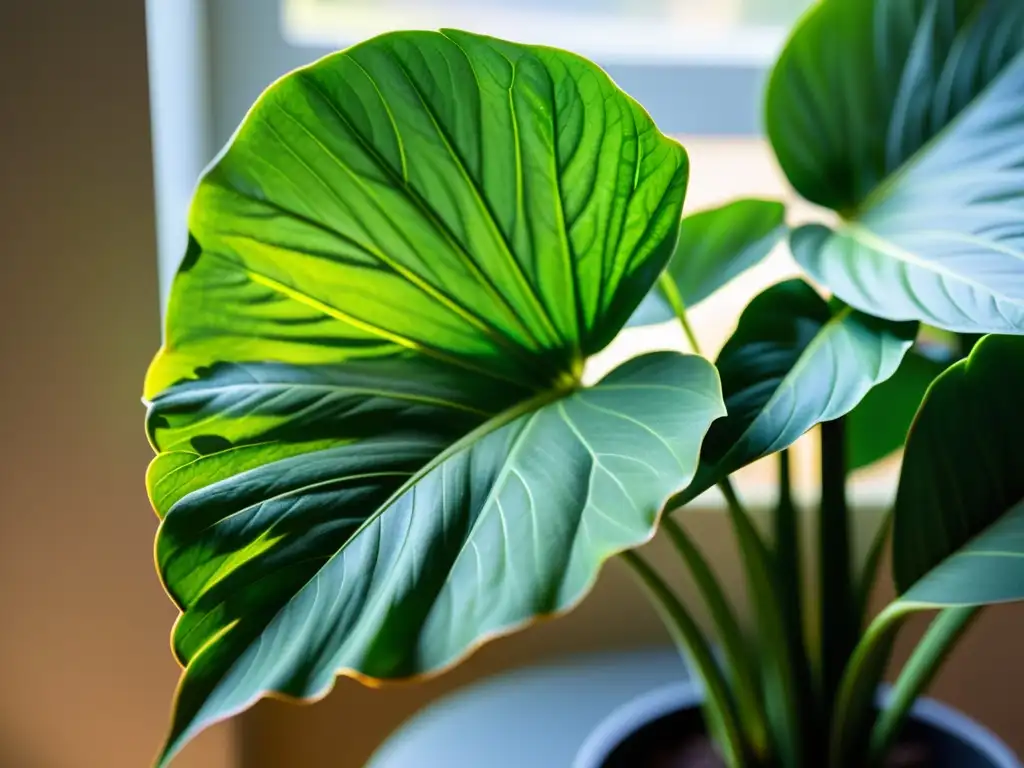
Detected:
left=301, top=65, right=555, bottom=357
left=383, top=44, right=572, bottom=357
left=443, top=32, right=585, bottom=356
left=267, top=73, right=574, bottom=383
left=716, top=305, right=855, bottom=471
left=258, top=104, right=552, bottom=371
left=163, top=382, right=572, bottom=657
left=219, top=255, right=540, bottom=391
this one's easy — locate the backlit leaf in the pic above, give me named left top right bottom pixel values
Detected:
left=769, top=0, right=1024, bottom=335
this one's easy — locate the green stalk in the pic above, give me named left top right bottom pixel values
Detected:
left=658, top=272, right=702, bottom=353
left=867, top=606, right=979, bottom=765
left=774, top=450, right=802, bottom=634
left=856, top=514, right=892, bottom=630
left=662, top=281, right=799, bottom=765
left=662, top=516, right=769, bottom=756
left=774, top=450, right=816, bottom=762
left=621, top=550, right=748, bottom=768
left=721, top=478, right=802, bottom=768
left=820, top=418, right=857, bottom=726
left=829, top=603, right=910, bottom=768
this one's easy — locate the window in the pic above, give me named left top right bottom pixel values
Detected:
left=284, top=0, right=812, bottom=64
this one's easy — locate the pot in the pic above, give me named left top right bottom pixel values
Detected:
left=367, top=651, right=1020, bottom=768
left=575, top=683, right=1021, bottom=768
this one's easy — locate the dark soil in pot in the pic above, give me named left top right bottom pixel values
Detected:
left=597, top=706, right=722, bottom=768
left=598, top=707, right=943, bottom=768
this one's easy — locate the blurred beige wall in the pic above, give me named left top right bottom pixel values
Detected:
left=0, top=8, right=1020, bottom=768
left=0, top=4, right=232, bottom=767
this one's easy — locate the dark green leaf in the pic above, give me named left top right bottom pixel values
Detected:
left=629, top=199, right=786, bottom=327
left=144, top=30, right=700, bottom=765
left=156, top=352, right=723, bottom=762
left=845, top=348, right=948, bottom=471
left=768, top=1, right=1024, bottom=334
left=672, top=280, right=916, bottom=505
left=894, top=335, right=1024, bottom=604
left=837, top=335, right=1024, bottom=765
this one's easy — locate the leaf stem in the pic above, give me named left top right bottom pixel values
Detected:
left=774, top=449, right=816, bottom=761
left=820, top=418, right=856, bottom=727
left=719, top=478, right=802, bottom=767
left=857, top=513, right=892, bottom=630
left=829, top=602, right=911, bottom=768
left=662, top=516, right=769, bottom=756
left=659, top=285, right=795, bottom=763
left=659, top=272, right=702, bottom=354
left=775, top=449, right=804, bottom=647
left=621, top=550, right=748, bottom=768
left=717, top=477, right=745, bottom=521
left=868, top=606, right=978, bottom=765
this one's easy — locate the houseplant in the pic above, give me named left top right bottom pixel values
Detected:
left=143, top=1, right=1024, bottom=765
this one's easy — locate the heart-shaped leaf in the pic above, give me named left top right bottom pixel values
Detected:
left=144, top=30, right=708, bottom=765
left=153, top=352, right=723, bottom=763
left=768, top=0, right=1024, bottom=334
left=893, top=334, right=1024, bottom=604
left=672, top=280, right=916, bottom=506
left=629, top=198, right=787, bottom=327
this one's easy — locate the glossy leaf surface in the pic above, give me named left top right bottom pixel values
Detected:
left=154, top=353, right=724, bottom=762
left=894, top=335, right=1024, bottom=604
left=629, top=199, right=786, bottom=327
left=672, top=280, right=916, bottom=505
left=769, top=1, right=1024, bottom=334
left=144, top=30, right=698, bottom=765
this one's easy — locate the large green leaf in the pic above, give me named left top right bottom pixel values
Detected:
left=629, top=199, right=787, bottom=327
left=146, top=29, right=689, bottom=398
left=672, top=280, right=916, bottom=506
left=153, top=352, right=723, bottom=762
left=768, top=0, right=1024, bottom=334
left=144, top=29, right=701, bottom=766
left=893, top=335, right=1024, bottom=604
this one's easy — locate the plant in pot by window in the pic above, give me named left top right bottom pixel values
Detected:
left=143, top=1, right=1024, bottom=766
